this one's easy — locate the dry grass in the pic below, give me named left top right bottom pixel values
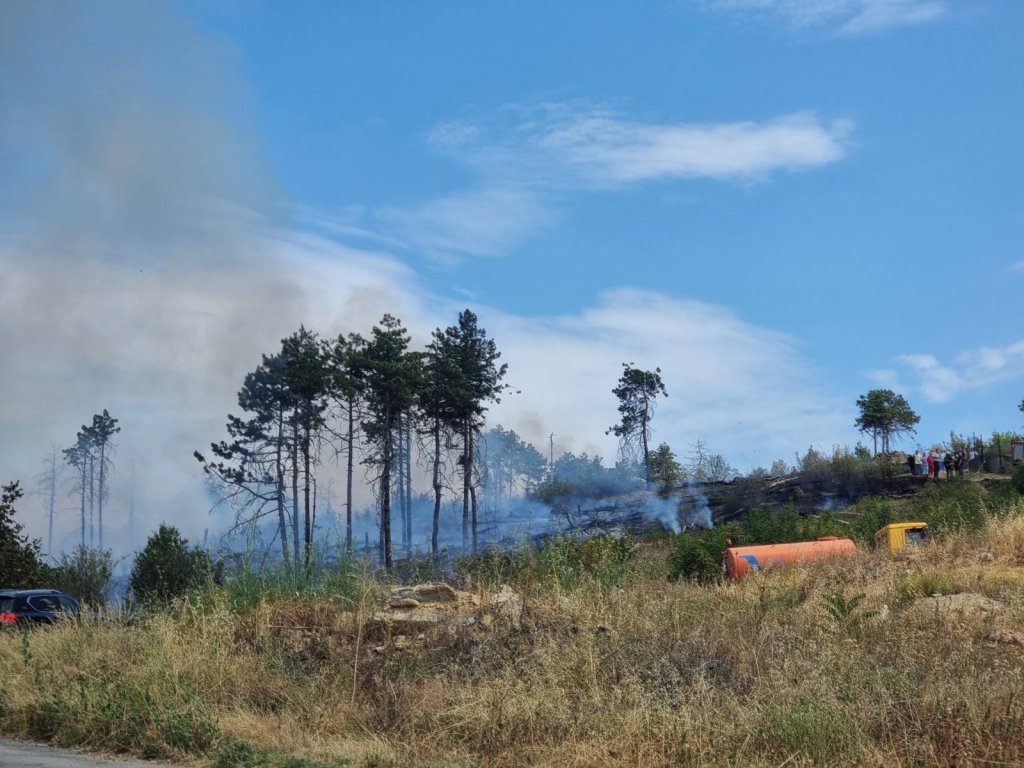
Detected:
left=2, top=511, right=1024, bottom=767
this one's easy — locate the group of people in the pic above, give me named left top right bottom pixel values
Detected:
left=907, top=448, right=976, bottom=479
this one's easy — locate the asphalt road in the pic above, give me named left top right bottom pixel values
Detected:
left=0, top=739, right=179, bottom=768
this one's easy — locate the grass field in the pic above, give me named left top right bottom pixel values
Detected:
left=2, top=491, right=1023, bottom=767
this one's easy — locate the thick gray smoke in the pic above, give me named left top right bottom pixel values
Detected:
left=0, top=1, right=295, bottom=558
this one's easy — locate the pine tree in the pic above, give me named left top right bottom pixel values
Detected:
left=854, top=389, right=920, bottom=454
left=358, top=315, right=422, bottom=572
left=85, top=410, right=120, bottom=551
left=607, top=364, right=668, bottom=488
left=326, top=333, right=366, bottom=555
left=433, top=311, right=508, bottom=553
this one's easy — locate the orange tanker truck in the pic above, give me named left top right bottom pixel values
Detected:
left=723, top=536, right=857, bottom=580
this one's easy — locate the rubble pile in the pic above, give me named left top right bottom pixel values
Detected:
left=368, top=581, right=523, bottom=651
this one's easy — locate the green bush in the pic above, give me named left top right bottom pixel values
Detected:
left=1013, top=461, right=1024, bottom=495
left=52, top=546, right=115, bottom=606
left=130, top=524, right=212, bottom=605
left=910, top=480, right=987, bottom=534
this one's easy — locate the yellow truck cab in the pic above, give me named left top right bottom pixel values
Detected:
left=874, top=522, right=930, bottom=554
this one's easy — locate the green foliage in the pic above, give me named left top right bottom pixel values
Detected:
left=218, top=556, right=361, bottom=613
left=213, top=739, right=350, bottom=768
left=607, top=363, right=667, bottom=485
left=531, top=452, right=638, bottom=503
left=647, top=442, right=682, bottom=497
left=52, top=545, right=114, bottom=606
left=0, top=481, right=49, bottom=587
left=536, top=534, right=636, bottom=590
left=909, top=480, right=987, bottom=534
left=742, top=504, right=846, bottom=545
left=666, top=534, right=722, bottom=584
left=455, top=543, right=532, bottom=589
left=847, top=498, right=894, bottom=543
left=130, top=524, right=212, bottom=605
left=823, top=592, right=874, bottom=628
left=1013, top=461, right=1024, bottom=495
left=894, top=570, right=960, bottom=604
left=854, top=389, right=920, bottom=453
left=17, top=678, right=218, bottom=760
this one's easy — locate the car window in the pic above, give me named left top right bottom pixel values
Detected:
left=28, top=595, right=61, bottom=612
left=57, top=596, right=78, bottom=613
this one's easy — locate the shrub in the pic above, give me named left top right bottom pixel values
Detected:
left=910, top=480, right=987, bottom=534
left=52, top=546, right=115, bottom=606
left=0, top=481, right=50, bottom=587
left=666, top=526, right=735, bottom=583
left=130, top=524, right=212, bottom=605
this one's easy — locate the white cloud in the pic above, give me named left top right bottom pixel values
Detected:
left=706, top=0, right=947, bottom=34
left=373, top=106, right=852, bottom=259
left=377, top=186, right=552, bottom=261
left=896, top=340, right=1024, bottom=403
left=1, top=227, right=850, bottom=553
left=433, top=106, right=853, bottom=188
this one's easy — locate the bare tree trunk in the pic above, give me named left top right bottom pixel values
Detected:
left=462, top=424, right=470, bottom=553
left=88, top=454, right=95, bottom=548
left=404, top=417, right=413, bottom=557
left=431, top=418, right=442, bottom=559
left=346, top=397, right=354, bottom=555
left=291, top=419, right=300, bottom=566
left=641, top=395, right=651, bottom=489
left=303, top=426, right=312, bottom=570
left=275, top=410, right=289, bottom=563
left=471, top=483, right=478, bottom=554
left=79, top=463, right=86, bottom=548
left=396, top=418, right=407, bottom=551
left=381, top=431, right=393, bottom=572
left=46, top=447, right=56, bottom=557
left=97, top=441, right=106, bottom=551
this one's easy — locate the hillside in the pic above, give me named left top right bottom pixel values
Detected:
left=1, top=484, right=1023, bottom=767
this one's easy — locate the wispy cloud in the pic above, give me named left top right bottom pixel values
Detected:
left=1008, top=260, right=1024, bottom=274
left=431, top=106, right=853, bottom=187
left=370, top=105, right=852, bottom=260
left=376, top=186, right=552, bottom=261
left=896, top=340, right=1024, bottom=403
left=706, top=0, right=947, bottom=34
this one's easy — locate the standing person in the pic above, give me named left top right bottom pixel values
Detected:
left=969, top=447, right=978, bottom=473
left=916, top=450, right=926, bottom=476
left=927, top=451, right=936, bottom=479
left=943, top=452, right=953, bottom=479
left=955, top=450, right=965, bottom=477
left=907, top=452, right=916, bottom=476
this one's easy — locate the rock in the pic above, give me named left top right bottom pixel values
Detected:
left=979, top=552, right=995, bottom=563
left=911, top=593, right=1004, bottom=618
left=985, top=629, right=1024, bottom=647
left=388, top=597, right=421, bottom=609
left=369, top=582, right=523, bottom=643
left=405, top=582, right=460, bottom=603
left=489, top=584, right=524, bottom=628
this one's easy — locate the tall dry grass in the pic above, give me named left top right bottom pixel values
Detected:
left=2, top=507, right=1023, bottom=767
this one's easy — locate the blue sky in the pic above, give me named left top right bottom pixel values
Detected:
left=188, top=0, right=1024, bottom=438
left=1, top=0, right=1023, bottom=549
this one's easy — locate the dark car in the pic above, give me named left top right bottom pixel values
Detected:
left=0, top=589, right=80, bottom=626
